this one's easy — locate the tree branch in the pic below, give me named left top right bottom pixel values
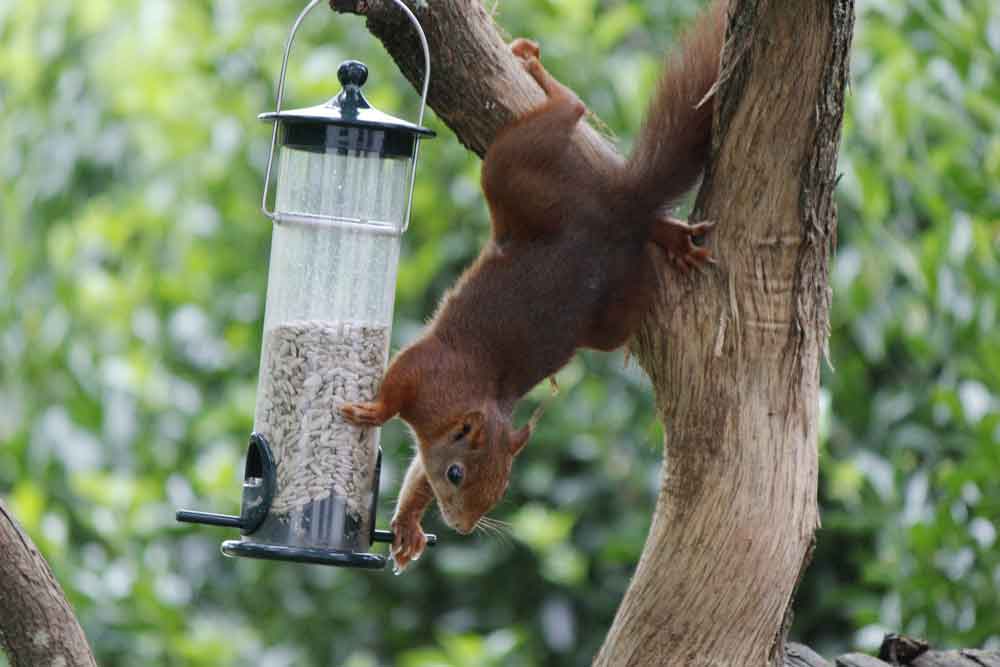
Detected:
left=0, top=500, right=96, bottom=666
left=330, top=0, right=623, bottom=165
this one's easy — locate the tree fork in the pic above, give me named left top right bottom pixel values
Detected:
left=611, top=1, right=853, bottom=664
left=329, top=0, right=852, bottom=665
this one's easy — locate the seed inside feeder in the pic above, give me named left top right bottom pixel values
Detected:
left=253, top=320, right=389, bottom=534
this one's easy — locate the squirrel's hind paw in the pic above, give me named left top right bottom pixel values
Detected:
left=509, top=38, right=540, bottom=63
left=651, top=217, right=717, bottom=273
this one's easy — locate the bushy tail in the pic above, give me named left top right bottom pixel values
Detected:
left=625, top=0, right=727, bottom=213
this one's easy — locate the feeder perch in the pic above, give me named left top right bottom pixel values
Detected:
left=176, top=0, right=437, bottom=569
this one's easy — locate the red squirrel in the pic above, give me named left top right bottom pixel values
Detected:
left=341, top=1, right=727, bottom=570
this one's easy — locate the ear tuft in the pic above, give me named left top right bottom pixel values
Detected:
left=510, top=424, right=531, bottom=456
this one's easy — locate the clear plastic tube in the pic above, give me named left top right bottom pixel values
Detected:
left=250, top=145, right=410, bottom=551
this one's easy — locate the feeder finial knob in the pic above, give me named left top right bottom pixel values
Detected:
left=338, top=60, right=368, bottom=89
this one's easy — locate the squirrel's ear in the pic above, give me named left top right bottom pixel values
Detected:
left=509, top=424, right=531, bottom=456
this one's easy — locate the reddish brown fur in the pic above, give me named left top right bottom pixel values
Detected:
left=341, top=1, right=727, bottom=570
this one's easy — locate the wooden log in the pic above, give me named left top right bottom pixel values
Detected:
left=912, top=649, right=1000, bottom=667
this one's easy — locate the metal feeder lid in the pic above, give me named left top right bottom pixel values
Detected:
left=259, top=60, right=435, bottom=139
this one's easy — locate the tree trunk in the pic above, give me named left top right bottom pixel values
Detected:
left=0, top=500, right=97, bottom=666
left=330, top=0, right=852, bottom=665
left=599, top=1, right=852, bottom=665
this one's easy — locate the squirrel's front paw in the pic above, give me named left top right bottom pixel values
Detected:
left=651, top=217, right=716, bottom=273
left=390, top=514, right=428, bottom=574
left=339, top=401, right=388, bottom=426
left=509, top=38, right=540, bottom=64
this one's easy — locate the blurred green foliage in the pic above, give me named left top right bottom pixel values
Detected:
left=0, top=0, right=997, bottom=665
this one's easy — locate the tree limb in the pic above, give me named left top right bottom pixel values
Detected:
left=0, top=500, right=97, bottom=666
left=329, top=0, right=622, bottom=165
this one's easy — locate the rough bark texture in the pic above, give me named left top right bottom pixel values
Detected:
left=0, top=500, right=97, bottom=667
left=603, top=1, right=853, bottom=665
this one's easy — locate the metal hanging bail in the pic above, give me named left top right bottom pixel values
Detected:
left=260, top=0, right=432, bottom=232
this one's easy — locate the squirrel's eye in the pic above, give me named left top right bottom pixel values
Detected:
left=446, top=464, right=464, bottom=486
left=453, top=422, right=472, bottom=442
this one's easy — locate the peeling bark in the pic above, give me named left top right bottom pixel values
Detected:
left=0, top=500, right=96, bottom=666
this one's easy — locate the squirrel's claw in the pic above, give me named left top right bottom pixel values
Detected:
left=339, top=401, right=388, bottom=426
left=390, top=514, right=428, bottom=574
left=687, top=221, right=716, bottom=237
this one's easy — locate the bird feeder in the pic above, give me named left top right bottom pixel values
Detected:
left=176, top=0, right=436, bottom=569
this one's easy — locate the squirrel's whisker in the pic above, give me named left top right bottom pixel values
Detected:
left=476, top=515, right=512, bottom=545
left=486, top=516, right=512, bottom=529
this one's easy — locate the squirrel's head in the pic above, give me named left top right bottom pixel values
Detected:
left=418, top=403, right=530, bottom=534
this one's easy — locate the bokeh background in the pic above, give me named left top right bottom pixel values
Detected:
left=1, top=0, right=998, bottom=665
